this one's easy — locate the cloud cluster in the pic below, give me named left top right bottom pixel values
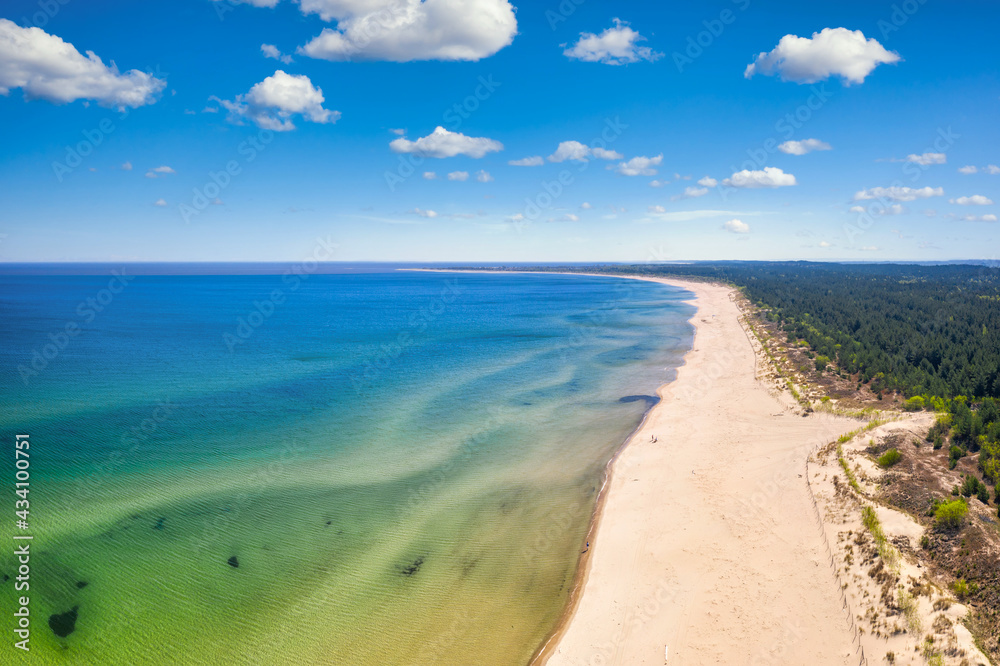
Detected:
left=215, top=70, right=339, bottom=131
left=905, top=152, right=945, bottom=165
left=563, top=18, right=662, bottom=65
left=745, top=28, right=899, bottom=85
left=145, top=165, right=175, bottom=179
left=853, top=186, right=943, bottom=202
left=724, top=219, right=750, bottom=234
left=851, top=203, right=905, bottom=216
left=672, top=186, right=708, bottom=201
left=611, top=154, right=663, bottom=176
left=547, top=141, right=621, bottom=163
left=958, top=164, right=1000, bottom=175
left=0, top=19, right=165, bottom=108
left=297, top=0, right=517, bottom=62
left=950, top=195, right=994, bottom=206
left=723, top=167, right=796, bottom=188
left=778, top=138, right=831, bottom=155
left=508, top=156, right=544, bottom=166
left=391, top=126, right=503, bottom=158
left=261, top=43, right=293, bottom=64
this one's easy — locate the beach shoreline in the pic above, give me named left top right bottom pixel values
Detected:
left=414, top=269, right=869, bottom=664
left=535, top=275, right=866, bottom=665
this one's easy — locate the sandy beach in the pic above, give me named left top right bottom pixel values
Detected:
left=539, top=278, right=864, bottom=665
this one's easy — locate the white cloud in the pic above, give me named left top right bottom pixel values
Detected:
left=121, top=161, right=133, bottom=171
left=648, top=205, right=666, bottom=213
left=649, top=179, right=667, bottom=188
left=422, top=171, right=436, bottom=179
left=0, top=19, right=165, bottom=108
left=563, top=18, right=662, bottom=65
left=859, top=246, right=880, bottom=251
left=211, top=198, right=224, bottom=205
left=410, top=207, right=437, bottom=218
left=850, top=204, right=905, bottom=216
left=744, top=27, right=899, bottom=85
left=778, top=138, right=832, bottom=155
left=959, top=214, right=998, bottom=222
left=508, top=156, right=544, bottom=166
left=819, top=241, right=832, bottom=247
left=612, top=154, right=663, bottom=176
left=672, top=186, right=708, bottom=201
left=724, top=219, right=750, bottom=234
left=958, top=165, right=978, bottom=175
left=905, top=152, right=946, bottom=165
left=153, top=199, right=167, bottom=207
left=697, top=176, right=717, bottom=187
left=987, top=165, right=1000, bottom=175
left=389, top=128, right=406, bottom=136
left=853, top=186, right=943, bottom=202
left=447, top=171, right=469, bottom=181
left=145, top=166, right=175, bottom=178
left=545, top=141, right=623, bottom=163
left=723, top=167, right=796, bottom=188
left=559, top=213, right=580, bottom=222
left=548, top=141, right=591, bottom=163
left=297, top=0, right=516, bottom=62
left=475, top=169, right=493, bottom=182
left=580, top=202, right=592, bottom=209
left=391, top=126, right=502, bottom=158
left=592, top=147, right=623, bottom=160
left=261, top=43, right=293, bottom=64
left=214, top=70, right=339, bottom=131
left=950, top=194, right=994, bottom=205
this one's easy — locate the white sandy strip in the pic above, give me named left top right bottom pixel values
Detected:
left=540, top=278, right=863, bottom=666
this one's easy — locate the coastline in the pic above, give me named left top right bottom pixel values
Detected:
left=535, top=275, right=865, bottom=664
left=409, top=270, right=872, bottom=662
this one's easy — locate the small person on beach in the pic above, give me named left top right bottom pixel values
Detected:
left=581, top=541, right=590, bottom=554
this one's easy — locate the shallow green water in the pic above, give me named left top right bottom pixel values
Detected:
left=0, top=270, right=693, bottom=664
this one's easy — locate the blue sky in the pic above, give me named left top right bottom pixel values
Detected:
left=1, top=0, right=998, bottom=263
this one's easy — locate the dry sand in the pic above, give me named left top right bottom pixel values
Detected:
left=539, top=278, right=865, bottom=665
left=807, top=417, right=990, bottom=665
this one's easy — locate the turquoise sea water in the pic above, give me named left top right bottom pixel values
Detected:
left=0, top=269, right=693, bottom=665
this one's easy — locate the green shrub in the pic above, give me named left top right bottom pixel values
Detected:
left=877, top=448, right=902, bottom=468
left=952, top=578, right=969, bottom=599
left=976, top=484, right=990, bottom=504
left=933, top=435, right=944, bottom=450
left=934, top=499, right=968, bottom=529
left=903, top=396, right=925, bottom=412
left=927, top=416, right=950, bottom=442
left=814, top=355, right=829, bottom=372
left=960, top=474, right=981, bottom=497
